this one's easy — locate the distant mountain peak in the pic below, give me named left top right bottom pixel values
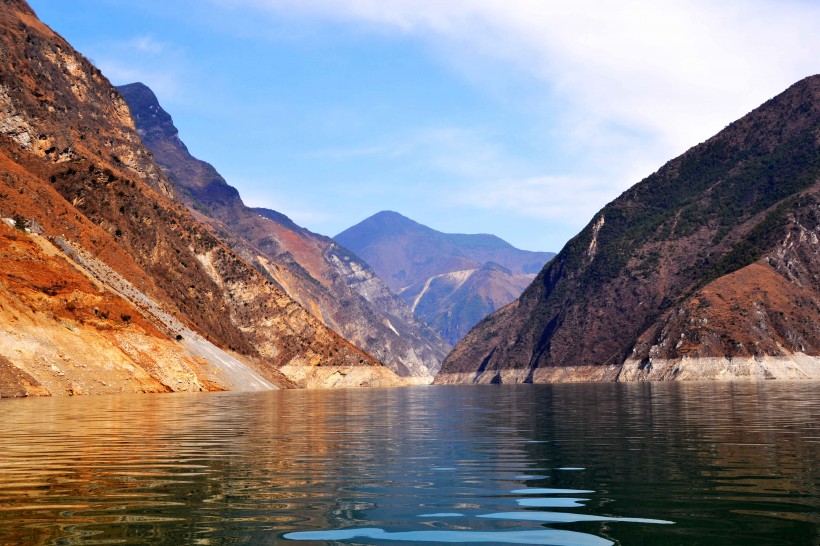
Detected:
left=335, top=211, right=555, bottom=344
left=117, top=83, right=180, bottom=141
left=120, top=83, right=451, bottom=380
left=373, top=210, right=406, bottom=219
left=348, top=210, right=429, bottom=237
left=117, top=81, right=156, bottom=101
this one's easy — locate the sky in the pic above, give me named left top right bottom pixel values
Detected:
left=27, top=0, right=820, bottom=252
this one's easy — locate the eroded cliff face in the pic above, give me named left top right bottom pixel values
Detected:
left=118, top=82, right=449, bottom=381
left=437, top=75, right=820, bottom=384
left=0, top=1, right=402, bottom=396
left=622, top=214, right=820, bottom=381
left=400, top=263, right=537, bottom=345
left=0, top=219, right=204, bottom=397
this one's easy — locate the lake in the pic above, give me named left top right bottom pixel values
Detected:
left=0, top=382, right=818, bottom=545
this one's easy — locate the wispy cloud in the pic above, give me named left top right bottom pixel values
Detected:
left=87, top=35, right=185, bottom=100
left=229, top=177, right=334, bottom=226
left=128, top=35, right=167, bottom=55
left=305, top=145, right=399, bottom=160
left=309, top=125, right=516, bottom=175
left=211, top=0, right=820, bottom=219
left=458, top=175, right=622, bottom=226
left=96, top=60, right=181, bottom=98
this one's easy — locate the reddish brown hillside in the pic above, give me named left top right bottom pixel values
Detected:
left=118, top=82, right=449, bottom=380
left=438, top=75, right=820, bottom=384
left=0, top=0, right=401, bottom=394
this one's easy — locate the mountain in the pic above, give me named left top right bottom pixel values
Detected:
left=335, top=211, right=555, bottom=344
left=437, top=75, right=820, bottom=384
left=117, top=83, right=450, bottom=381
left=0, top=0, right=403, bottom=396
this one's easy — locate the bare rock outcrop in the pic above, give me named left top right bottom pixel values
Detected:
left=0, top=0, right=402, bottom=395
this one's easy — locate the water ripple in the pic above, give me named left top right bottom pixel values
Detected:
left=0, top=383, right=817, bottom=545
left=284, top=527, right=614, bottom=545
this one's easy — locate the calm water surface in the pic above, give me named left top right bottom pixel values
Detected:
left=0, top=383, right=818, bottom=545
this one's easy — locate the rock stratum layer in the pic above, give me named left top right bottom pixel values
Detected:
left=336, top=211, right=554, bottom=344
left=437, top=75, right=820, bottom=384
left=0, top=1, right=404, bottom=396
left=117, top=83, right=449, bottom=381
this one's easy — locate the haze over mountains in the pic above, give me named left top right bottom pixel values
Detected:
left=117, top=82, right=450, bottom=381
left=336, top=211, right=554, bottom=344
left=437, top=75, right=820, bottom=384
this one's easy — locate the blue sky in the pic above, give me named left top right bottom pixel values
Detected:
left=27, top=0, right=820, bottom=252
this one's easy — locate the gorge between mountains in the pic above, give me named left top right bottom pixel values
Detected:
left=0, top=0, right=818, bottom=399
left=1, top=1, right=819, bottom=544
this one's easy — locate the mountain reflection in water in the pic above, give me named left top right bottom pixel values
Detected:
left=0, top=382, right=818, bottom=545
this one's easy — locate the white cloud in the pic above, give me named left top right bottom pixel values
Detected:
left=305, top=145, right=396, bottom=160
left=306, top=124, right=516, bottom=182
left=88, top=35, right=184, bottom=100
left=204, top=0, right=819, bottom=244
left=129, top=35, right=167, bottom=55
left=458, top=175, right=618, bottom=225
left=96, top=60, right=181, bottom=98
left=214, top=0, right=820, bottom=160
left=400, top=126, right=512, bottom=179
left=229, top=178, right=334, bottom=226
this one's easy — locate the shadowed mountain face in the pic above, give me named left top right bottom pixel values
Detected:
left=437, top=75, right=820, bottom=384
left=0, top=0, right=406, bottom=396
left=118, top=83, right=450, bottom=380
left=335, top=211, right=555, bottom=344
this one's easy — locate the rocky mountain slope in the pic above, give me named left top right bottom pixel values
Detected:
left=336, top=211, right=554, bottom=344
left=117, top=83, right=449, bottom=381
left=0, top=0, right=403, bottom=396
left=437, top=75, right=820, bottom=384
